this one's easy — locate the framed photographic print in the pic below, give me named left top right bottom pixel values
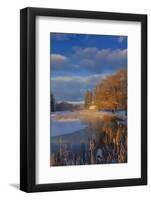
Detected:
left=20, top=7, right=147, bottom=192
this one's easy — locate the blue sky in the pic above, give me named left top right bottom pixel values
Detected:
left=50, top=32, right=127, bottom=103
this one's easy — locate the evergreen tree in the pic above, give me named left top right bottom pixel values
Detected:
left=51, top=93, right=55, bottom=112
left=84, top=90, right=93, bottom=109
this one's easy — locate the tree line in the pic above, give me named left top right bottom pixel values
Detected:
left=84, top=69, right=127, bottom=113
left=51, top=93, right=81, bottom=112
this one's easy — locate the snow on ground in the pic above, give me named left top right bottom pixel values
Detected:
left=116, top=110, right=126, bottom=119
left=98, top=110, right=126, bottom=119
left=51, top=111, right=78, bottom=119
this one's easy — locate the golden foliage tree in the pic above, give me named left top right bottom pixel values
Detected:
left=94, top=69, right=127, bottom=113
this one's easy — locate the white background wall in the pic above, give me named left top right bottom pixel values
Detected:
left=0, top=0, right=150, bottom=199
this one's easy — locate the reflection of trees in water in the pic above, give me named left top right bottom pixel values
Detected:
left=50, top=115, right=127, bottom=166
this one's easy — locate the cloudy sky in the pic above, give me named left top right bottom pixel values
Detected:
left=50, top=33, right=127, bottom=103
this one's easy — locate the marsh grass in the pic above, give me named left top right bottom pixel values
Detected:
left=50, top=110, right=127, bottom=166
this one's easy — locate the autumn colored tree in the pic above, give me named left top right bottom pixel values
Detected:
left=93, top=68, right=127, bottom=113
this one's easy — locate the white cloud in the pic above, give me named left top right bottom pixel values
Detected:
left=51, top=74, right=108, bottom=102
left=74, top=47, right=127, bottom=61
left=73, top=47, right=98, bottom=58
left=51, top=54, right=68, bottom=63
left=51, top=48, right=127, bottom=76
left=80, top=59, right=95, bottom=68
left=73, top=47, right=127, bottom=73
left=51, top=54, right=79, bottom=74
left=52, top=74, right=106, bottom=83
left=97, top=48, right=127, bottom=61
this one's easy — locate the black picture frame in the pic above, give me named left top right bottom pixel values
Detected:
left=20, top=7, right=147, bottom=192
